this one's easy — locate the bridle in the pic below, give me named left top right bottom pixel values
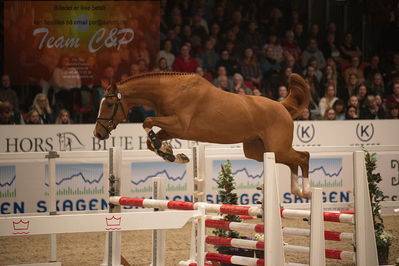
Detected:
left=96, top=85, right=127, bottom=135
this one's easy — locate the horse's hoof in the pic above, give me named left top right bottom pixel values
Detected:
left=160, top=142, right=173, bottom=154
left=175, top=153, right=190, bottom=164
left=148, top=130, right=161, bottom=149
left=146, top=139, right=155, bottom=151
left=302, top=189, right=312, bottom=199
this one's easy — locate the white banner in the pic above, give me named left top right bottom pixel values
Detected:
left=0, top=120, right=398, bottom=153
left=1, top=147, right=398, bottom=214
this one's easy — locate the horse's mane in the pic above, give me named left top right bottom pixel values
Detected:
left=117, top=71, right=196, bottom=85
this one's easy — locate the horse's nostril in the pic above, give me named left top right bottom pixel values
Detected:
left=96, top=133, right=102, bottom=139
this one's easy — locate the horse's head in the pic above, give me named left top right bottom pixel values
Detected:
left=94, top=84, right=128, bottom=140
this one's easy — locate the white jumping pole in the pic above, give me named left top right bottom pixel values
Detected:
left=309, top=187, right=325, bottom=266
left=102, top=147, right=122, bottom=266
left=193, top=145, right=206, bottom=202
left=264, top=152, right=285, bottom=265
left=353, top=151, right=378, bottom=266
left=46, top=151, right=59, bottom=264
left=151, top=177, right=166, bottom=266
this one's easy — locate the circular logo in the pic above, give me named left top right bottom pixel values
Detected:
left=296, top=124, right=315, bottom=143
left=356, top=123, right=374, bottom=142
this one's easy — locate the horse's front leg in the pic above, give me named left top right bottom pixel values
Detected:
left=143, top=116, right=189, bottom=164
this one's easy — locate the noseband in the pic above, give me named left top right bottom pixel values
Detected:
left=96, top=85, right=127, bottom=135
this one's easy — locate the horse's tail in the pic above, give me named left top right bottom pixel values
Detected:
left=281, top=73, right=310, bottom=119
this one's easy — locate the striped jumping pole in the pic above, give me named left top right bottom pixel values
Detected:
left=109, top=197, right=262, bottom=216
left=109, top=197, right=355, bottom=224
left=205, top=236, right=355, bottom=261
left=204, top=220, right=353, bottom=242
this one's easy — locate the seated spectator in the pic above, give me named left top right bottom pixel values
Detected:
left=253, top=87, right=264, bottom=96
left=333, top=99, right=346, bottom=120
left=0, top=101, right=15, bottom=124
left=304, top=57, right=323, bottom=81
left=277, top=85, right=288, bottom=101
left=132, top=41, right=151, bottom=67
left=137, top=58, right=149, bottom=73
left=385, top=103, right=399, bottom=119
left=52, top=55, right=81, bottom=113
left=195, top=66, right=212, bottom=82
left=31, top=93, right=54, bottom=124
left=263, top=33, right=284, bottom=63
left=320, top=64, right=345, bottom=95
left=158, top=57, right=170, bottom=71
left=280, top=53, right=302, bottom=74
left=339, top=33, right=362, bottom=62
left=215, top=50, right=240, bottom=76
left=293, top=23, right=307, bottom=50
left=259, top=46, right=281, bottom=89
left=197, top=38, right=219, bottom=73
left=359, top=95, right=385, bottom=119
left=308, top=23, right=323, bottom=45
left=321, top=33, right=341, bottom=62
left=232, top=73, right=253, bottom=95
left=157, top=40, right=175, bottom=70
left=342, top=73, right=360, bottom=102
left=367, top=72, right=385, bottom=96
left=343, top=56, right=364, bottom=85
left=129, top=64, right=140, bottom=76
left=213, top=66, right=233, bottom=89
left=296, top=107, right=312, bottom=120
left=242, top=21, right=263, bottom=52
left=348, top=95, right=360, bottom=110
left=323, top=107, right=337, bottom=120
left=25, top=109, right=41, bottom=124
left=345, top=105, right=359, bottom=120
left=55, top=109, right=72, bottom=124
left=364, top=55, right=382, bottom=82
left=0, top=74, right=19, bottom=111
left=301, top=38, right=326, bottom=69
left=355, top=84, right=369, bottom=111
left=386, top=53, right=399, bottom=89
left=375, top=94, right=385, bottom=116
left=319, top=84, right=339, bottom=117
left=303, top=66, right=321, bottom=114
left=172, top=45, right=199, bottom=73
left=215, top=75, right=232, bottom=92
left=239, top=48, right=262, bottom=88
left=282, top=30, right=301, bottom=62
left=386, top=82, right=399, bottom=107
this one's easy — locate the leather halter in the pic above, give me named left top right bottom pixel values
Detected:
left=96, top=85, right=127, bottom=135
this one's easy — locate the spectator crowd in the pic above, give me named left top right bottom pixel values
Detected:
left=1, top=0, right=399, bottom=125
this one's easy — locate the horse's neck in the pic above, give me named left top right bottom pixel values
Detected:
left=121, top=79, right=161, bottom=108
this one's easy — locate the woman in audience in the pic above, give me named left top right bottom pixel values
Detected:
left=319, top=84, right=339, bottom=117
left=31, top=93, right=54, bottom=124
left=55, top=109, right=72, bottom=124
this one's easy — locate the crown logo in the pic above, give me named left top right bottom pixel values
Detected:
left=13, top=219, right=29, bottom=230
left=105, top=216, right=121, bottom=226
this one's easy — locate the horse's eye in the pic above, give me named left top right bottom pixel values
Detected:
left=106, top=102, right=113, bottom=108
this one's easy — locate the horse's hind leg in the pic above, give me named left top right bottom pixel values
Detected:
left=143, top=116, right=189, bottom=163
left=275, top=149, right=310, bottom=198
left=243, top=138, right=265, bottom=162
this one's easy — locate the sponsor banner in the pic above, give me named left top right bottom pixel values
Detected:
left=205, top=150, right=354, bottom=205
left=293, top=120, right=399, bottom=147
left=0, top=120, right=398, bottom=153
left=0, top=148, right=397, bottom=214
left=0, top=150, right=194, bottom=214
left=4, top=1, right=159, bottom=86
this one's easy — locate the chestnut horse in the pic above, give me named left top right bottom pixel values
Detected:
left=94, top=72, right=311, bottom=198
